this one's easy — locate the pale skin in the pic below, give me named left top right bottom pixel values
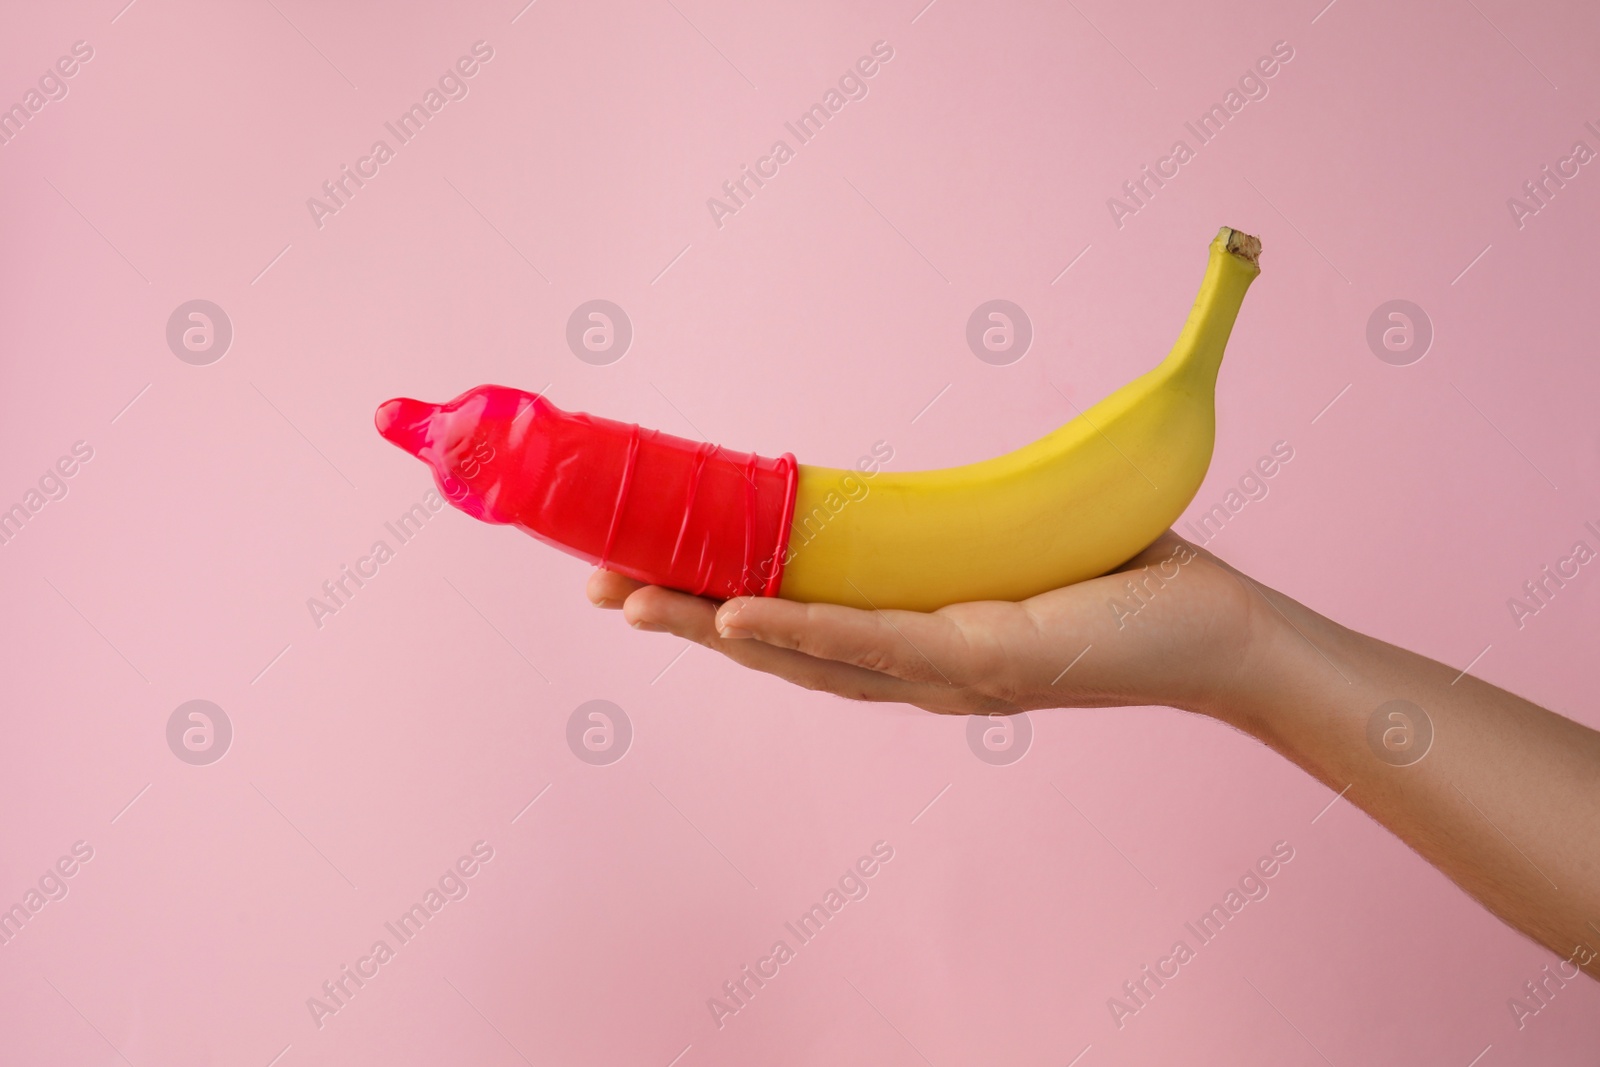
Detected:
left=588, top=532, right=1600, bottom=979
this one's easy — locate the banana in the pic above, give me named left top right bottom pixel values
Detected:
left=374, top=227, right=1259, bottom=611
left=778, top=226, right=1260, bottom=611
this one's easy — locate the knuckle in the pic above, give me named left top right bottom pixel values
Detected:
left=766, top=630, right=806, bottom=653
left=853, top=647, right=900, bottom=675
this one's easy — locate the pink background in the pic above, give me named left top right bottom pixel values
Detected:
left=3, top=0, right=1599, bottom=1063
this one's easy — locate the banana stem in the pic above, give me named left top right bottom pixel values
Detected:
left=1161, top=226, right=1262, bottom=393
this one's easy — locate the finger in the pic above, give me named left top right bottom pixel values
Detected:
left=622, top=586, right=949, bottom=707
left=587, top=568, right=646, bottom=609
left=621, top=583, right=718, bottom=633
left=712, top=596, right=966, bottom=686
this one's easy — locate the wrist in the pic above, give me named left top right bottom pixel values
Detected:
left=1189, top=579, right=1340, bottom=738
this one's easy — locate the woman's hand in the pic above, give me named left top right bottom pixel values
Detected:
left=586, top=531, right=1269, bottom=716
left=590, top=529, right=1600, bottom=977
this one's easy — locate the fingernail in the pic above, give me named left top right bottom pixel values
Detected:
left=631, top=620, right=668, bottom=632
left=594, top=598, right=623, bottom=609
left=718, top=626, right=753, bottom=640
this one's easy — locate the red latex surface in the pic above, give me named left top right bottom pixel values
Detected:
left=375, top=385, right=798, bottom=598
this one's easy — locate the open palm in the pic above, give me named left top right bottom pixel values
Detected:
left=586, top=531, right=1267, bottom=716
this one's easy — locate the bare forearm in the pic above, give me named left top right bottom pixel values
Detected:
left=1204, top=581, right=1600, bottom=977
left=596, top=538, right=1600, bottom=973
